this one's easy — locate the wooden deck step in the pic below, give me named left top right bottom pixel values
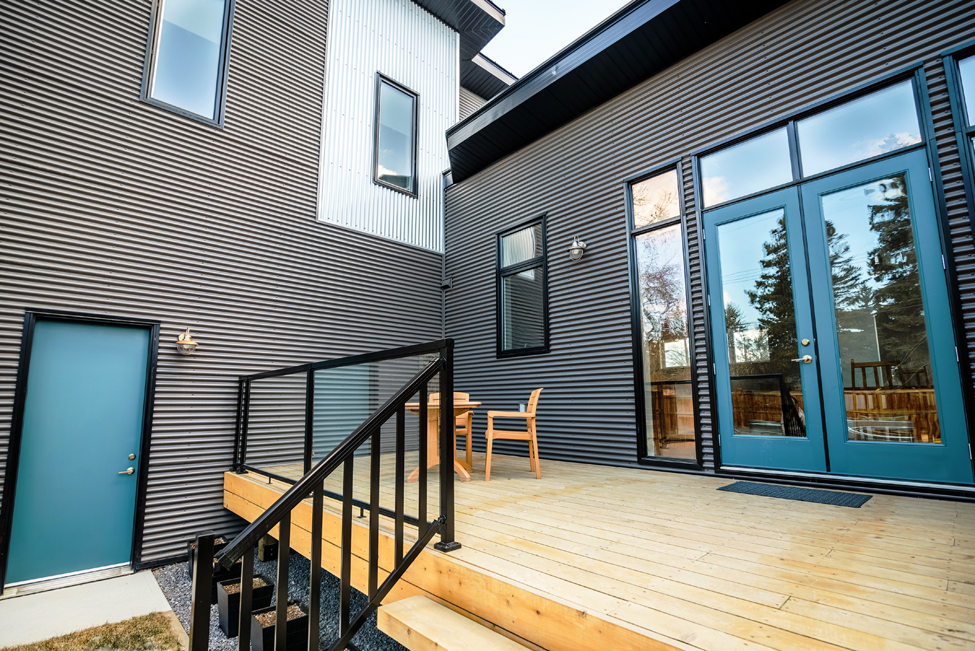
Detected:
left=378, top=596, right=529, bottom=651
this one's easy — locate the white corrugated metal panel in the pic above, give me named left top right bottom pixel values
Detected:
left=458, top=87, right=485, bottom=122
left=445, top=0, right=975, bottom=471
left=0, top=0, right=443, bottom=565
left=316, top=0, right=458, bottom=252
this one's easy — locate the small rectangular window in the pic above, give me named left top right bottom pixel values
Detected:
left=958, top=54, right=975, bottom=126
left=498, top=218, right=548, bottom=357
left=797, top=81, right=921, bottom=176
left=374, top=75, right=418, bottom=196
left=632, top=168, right=681, bottom=228
left=143, top=0, right=234, bottom=124
left=700, top=129, right=792, bottom=207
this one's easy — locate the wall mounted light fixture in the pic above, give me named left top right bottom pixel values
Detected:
left=568, top=236, right=587, bottom=261
left=176, top=328, right=199, bottom=355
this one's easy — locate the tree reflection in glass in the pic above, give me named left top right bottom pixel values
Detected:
left=635, top=225, right=694, bottom=459
left=717, top=210, right=806, bottom=437
left=820, top=175, right=938, bottom=443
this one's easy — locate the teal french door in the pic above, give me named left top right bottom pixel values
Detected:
left=4, top=319, right=152, bottom=586
left=706, top=150, right=973, bottom=484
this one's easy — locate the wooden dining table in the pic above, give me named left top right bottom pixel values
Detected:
left=404, top=399, right=480, bottom=482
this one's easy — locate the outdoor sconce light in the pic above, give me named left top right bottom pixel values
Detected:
left=176, top=328, right=199, bottom=356
left=568, top=236, right=587, bottom=261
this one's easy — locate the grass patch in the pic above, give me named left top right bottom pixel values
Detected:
left=0, top=612, right=181, bottom=651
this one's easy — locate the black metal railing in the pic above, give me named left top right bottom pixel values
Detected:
left=188, top=339, right=457, bottom=651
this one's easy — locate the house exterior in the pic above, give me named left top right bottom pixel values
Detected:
left=445, top=0, right=975, bottom=495
left=2, top=0, right=975, bottom=599
left=0, top=0, right=507, bottom=593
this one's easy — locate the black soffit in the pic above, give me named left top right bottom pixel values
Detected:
left=461, top=53, right=518, bottom=100
left=412, top=0, right=506, bottom=61
left=446, top=0, right=789, bottom=184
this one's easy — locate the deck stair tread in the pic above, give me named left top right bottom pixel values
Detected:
left=378, top=595, right=529, bottom=651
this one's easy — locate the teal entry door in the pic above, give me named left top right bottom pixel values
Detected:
left=705, top=187, right=828, bottom=472
left=5, top=319, right=151, bottom=585
left=706, top=150, right=973, bottom=484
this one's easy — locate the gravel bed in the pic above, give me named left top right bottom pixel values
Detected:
left=153, top=548, right=407, bottom=651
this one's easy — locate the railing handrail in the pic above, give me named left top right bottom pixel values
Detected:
left=217, top=355, right=445, bottom=567
left=239, top=339, right=451, bottom=382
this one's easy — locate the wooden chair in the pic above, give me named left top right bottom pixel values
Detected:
left=485, top=388, right=543, bottom=481
left=430, top=392, right=473, bottom=471
left=851, top=359, right=900, bottom=389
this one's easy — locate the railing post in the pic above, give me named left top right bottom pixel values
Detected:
left=308, top=484, right=323, bottom=651
left=238, top=545, right=254, bottom=651
left=304, top=369, right=315, bottom=474
left=233, top=379, right=245, bottom=472
left=435, top=339, right=459, bottom=552
left=239, top=379, right=251, bottom=469
left=188, top=532, right=215, bottom=651
left=275, top=511, right=290, bottom=651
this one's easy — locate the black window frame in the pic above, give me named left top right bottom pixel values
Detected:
left=624, top=160, right=702, bottom=469
left=496, top=214, right=550, bottom=359
left=691, top=68, right=930, bottom=211
left=690, top=63, right=975, bottom=472
left=139, top=0, right=236, bottom=128
left=373, top=73, right=420, bottom=198
left=943, top=41, right=975, bottom=239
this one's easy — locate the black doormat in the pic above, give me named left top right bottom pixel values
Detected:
left=717, top=481, right=872, bottom=507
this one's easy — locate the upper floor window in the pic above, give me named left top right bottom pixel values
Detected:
left=374, top=75, right=418, bottom=196
left=142, top=0, right=234, bottom=126
left=497, top=218, right=549, bottom=357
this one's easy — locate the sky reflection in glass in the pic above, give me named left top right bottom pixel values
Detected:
left=797, top=81, right=920, bottom=176
left=151, top=0, right=227, bottom=120
left=960, top=55, right=975, bottom=126
left=701, top=129, right=792, bottom=207
left=376, top=82, right=415, bottom=191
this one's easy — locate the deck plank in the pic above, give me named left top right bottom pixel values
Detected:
left=230, top=453, right=975, bottom=651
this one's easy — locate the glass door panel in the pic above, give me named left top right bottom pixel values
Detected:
left=705, top=188, right=827, bottom=471
left=802, top=150, right=973, bottom=484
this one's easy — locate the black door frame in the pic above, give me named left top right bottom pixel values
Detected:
left=0, top=309, right=160, bottom=595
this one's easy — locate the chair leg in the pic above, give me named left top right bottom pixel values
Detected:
left=528, top=442, right=535, bottom=472
left=531, top=435, right=541, bottom=479
left=485, top=435, right=493, bottom=481
left=466, top=432, right=473, bottom=470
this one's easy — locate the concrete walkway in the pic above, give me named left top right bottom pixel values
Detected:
left=0, top=571, right=175, bottom=648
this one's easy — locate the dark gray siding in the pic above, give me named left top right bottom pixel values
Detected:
left=459, top=87, right=486, bottom=122
left=0, top=0, right=442, bottom=564
left=445, top=0, right=975, bottom=471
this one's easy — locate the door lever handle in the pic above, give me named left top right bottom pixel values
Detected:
left=119, top=467, right=135, bottom=475
left=791, top=355, right=813, bottom=364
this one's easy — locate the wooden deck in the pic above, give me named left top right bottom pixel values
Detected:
left=224, top=452, right=975, bottom=651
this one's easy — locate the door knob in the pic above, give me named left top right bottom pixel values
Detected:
left=791, top=355, right=813, bottom=364
left=128, top=453, right=136, bottom=460
left=119, top=467, right=135, bottom=475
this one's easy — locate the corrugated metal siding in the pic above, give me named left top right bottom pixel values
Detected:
left=316, top=0, right=458, bottom=252
left=444, top=0, right=975, bottom=471
left=458, top=87, right=485, bottom=122
left=929, top=58, right=975, bottom=410
left=0, top=0, right=443, bottom=564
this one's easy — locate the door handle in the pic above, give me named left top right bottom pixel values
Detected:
left=119, top=467, right=135, bottom=475
left=791, top=355, right=813, bottom=364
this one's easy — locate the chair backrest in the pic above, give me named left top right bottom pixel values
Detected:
left=527, top=388, right=543, bottom=415
left=850, top=359, right=899, bottom=389
left=429, top=392, right=470, bottom=402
